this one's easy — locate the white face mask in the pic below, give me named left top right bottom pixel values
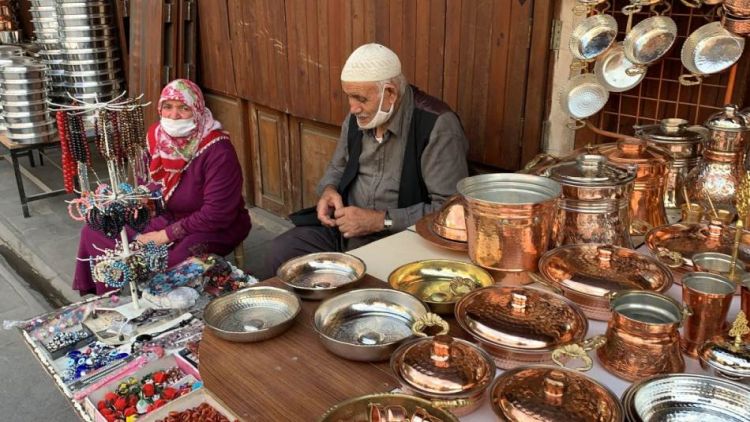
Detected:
left=357, top=85, right=395, bottom=130
left=160, top=117, right=197, bottom=138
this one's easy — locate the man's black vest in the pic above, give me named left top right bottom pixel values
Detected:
left=289, top=86, right=450, bottom=226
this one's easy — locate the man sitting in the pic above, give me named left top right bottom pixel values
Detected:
left=268, top=43, right=468, bottom=274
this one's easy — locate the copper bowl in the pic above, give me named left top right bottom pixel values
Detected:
left=318, top=393, right=459, bottom=422
left=431, top=194, right=467, bottom=242
left=388, top=259, right=494, bottom=314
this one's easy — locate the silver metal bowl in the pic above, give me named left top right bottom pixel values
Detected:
left=60, top=15, right=110, bottom=27
left=1, top=100, right=48, bottom=114
left=61, top=58, right=120, bottom=72
left=6, top=130, right=57, bottom=144
left=61, top=38, right=119, bottom=50
left=63, top=48, right=119, bottom=62
left=0, top=80, right=49, bottom=92
left=277, top=252, right=366, bottom=300
left=0, top=90, right=48, bottom=103
left=313, top=288, right=429, bottom=361
left=203, top=286, right=301, bottom=343
left=622, top=373, right=750, bottom=421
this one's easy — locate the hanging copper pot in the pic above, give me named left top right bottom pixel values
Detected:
left=489, top=366, right=624, bottom=422
left=543, top=154, right=636, bottom=248
left=537, top=244, right=673, bottom=320
left=597, top=290, right=690, bottom=382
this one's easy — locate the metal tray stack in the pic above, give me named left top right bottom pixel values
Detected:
left=56, top=0, right=122, bottom=103
left=0, top=58, right=58, bottom=144
left=29, top=0, right=123, bottom=103
left=29, top=0, right=66, bottom=101
left=0, top=45, right=24, bottom=132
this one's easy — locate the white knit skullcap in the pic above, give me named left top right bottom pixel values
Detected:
left=340, top=43, right=401, bottom=82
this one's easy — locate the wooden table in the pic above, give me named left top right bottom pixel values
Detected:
left=0, top=134, right=65, bottom=217
left=200, top=276, right=402, bottom=420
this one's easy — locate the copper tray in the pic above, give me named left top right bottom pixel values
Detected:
left=645, top=222, right=750, bottom=273
left=415, top=212, right=468, bottom=252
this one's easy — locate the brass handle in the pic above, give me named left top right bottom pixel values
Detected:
left=625, top=64, right=647, bottom=77
left=679, top=73, right=702, bottom=86
left=679, top=304, right=693, bottom=327
left=656, top=248, right=684, bottom=268
left=566, top=118, right=587, bottom=130
left=630, top=219, right=653, bottom=236
left=412, top=312, right=450, bottom=337
left=551, top=335, right=606, bottom=372
left=448, top=276, right=479, bottom=297
left=527, top=272, right=565, bottom=295
left=680, top=0, right=703, bottom=7
left=430, top=398, right=470, bottom=409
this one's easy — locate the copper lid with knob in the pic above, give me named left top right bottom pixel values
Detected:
left=490, top=366, right=624, bottom=422
left=390, top=314, right=496, bottom=398
left=537, top=244, right=673, bottom=320
left=698, top=311, right=750, bottom=384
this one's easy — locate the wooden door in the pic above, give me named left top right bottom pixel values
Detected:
left=204, top=92, right=254, bottom=203
left=251, top=104, right=293, bottom=215
left=129, top=0, right=177, bottom=124
left=289, top=118, right=340, bottom=210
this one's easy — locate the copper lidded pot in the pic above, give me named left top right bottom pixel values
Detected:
left=537, top=244, right=673, bottom=320
left=489, top=366, right=624, bottom=422
left=390, top=313, right=496, bottom=416
left=698, top=311, right=750, bottom=385
left=455, top=286, right=604, bottom=370
left=594, top=138, right=671, bottom=234
left=457, top=174, right=561, bottom=272
left=686, top=104, right=750, bottom=215
left=637, top=118, right=705, bottom=209
left=597, top=290, right=689, bottom=382
left=543, top=154, right=636, bottom=248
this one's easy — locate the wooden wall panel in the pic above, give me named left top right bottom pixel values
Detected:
left=228, top=0, right=289, bottom=111
left=129, top=0, right=174, bottom=125
left=204, top=92, right=253, bottom=203
left=290, top=119, right=340, bottom=209
left=251, top=105, right=292, bottom=214
left=196, top=0, right=237, bottom=96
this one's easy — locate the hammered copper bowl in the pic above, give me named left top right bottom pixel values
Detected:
left=318, top=393, right=459, bottom=422
left=388, top=259, right=494, bottom=314
left=313, top=288, right=430, bottom=362
left=277, top=252, right=366, bottom=300
left=490, top=366, right=624, bottom=422
left=622, top=373, right=750, bottom=421
left=432, top=194, right=467, bottom=242
left=203, top=286, right=301, bottom=343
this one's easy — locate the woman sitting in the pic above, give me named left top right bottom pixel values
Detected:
left=73, top=79, right=251, bottom=295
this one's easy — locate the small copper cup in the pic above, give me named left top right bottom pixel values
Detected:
left=714, top=209, right=736, bottom=225
left=681, top=202, right=705, bottom=223
left=681, top=272, right=736, bottom=356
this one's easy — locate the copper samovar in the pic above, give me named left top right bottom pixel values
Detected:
left=686, top=105, right=750, bottom=216
left=637, top=118, right=705, bottom=209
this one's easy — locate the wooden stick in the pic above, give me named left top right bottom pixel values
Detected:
left=683, top=186, right=691, bottom=208
left=704, top=190, right=719, bottom=219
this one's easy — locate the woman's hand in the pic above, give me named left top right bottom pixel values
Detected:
left=136, top=230, right=170, bottom=245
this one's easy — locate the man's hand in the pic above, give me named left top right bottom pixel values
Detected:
left=136, top=230, right=170, bottom=245
left=316, top=185, right=344, bottom=228
left=334, top=207, right=386, bottom=238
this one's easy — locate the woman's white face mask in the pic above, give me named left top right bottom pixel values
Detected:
left=160, top=117, right=196, bottom=137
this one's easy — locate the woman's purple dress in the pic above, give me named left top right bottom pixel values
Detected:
left=73, top=138, right=251, bottom=295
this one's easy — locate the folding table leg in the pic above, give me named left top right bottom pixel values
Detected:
left=10, top=150, right=30, bottom=218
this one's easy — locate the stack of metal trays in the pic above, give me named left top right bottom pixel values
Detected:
left=56, top=0, right=123, bottom=103
left=29, top=0, right=66, bottom=101
left=0, top=46, right=25, bottom=132
left=0, top=59, right=58, bottom=144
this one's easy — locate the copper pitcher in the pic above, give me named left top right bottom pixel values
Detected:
left=457, top=174, right=561, bottom=272
left=544, top=154, right=636, bottom=248
left=597, top=290, right=689, bottom=382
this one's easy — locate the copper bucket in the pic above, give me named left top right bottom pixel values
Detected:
left=457, top=174, right=561, bottom=272
left=597, top=290, right=689, bottom=382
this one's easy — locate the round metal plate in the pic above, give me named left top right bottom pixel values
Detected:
left=595, top=42, right=645, bottom=92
